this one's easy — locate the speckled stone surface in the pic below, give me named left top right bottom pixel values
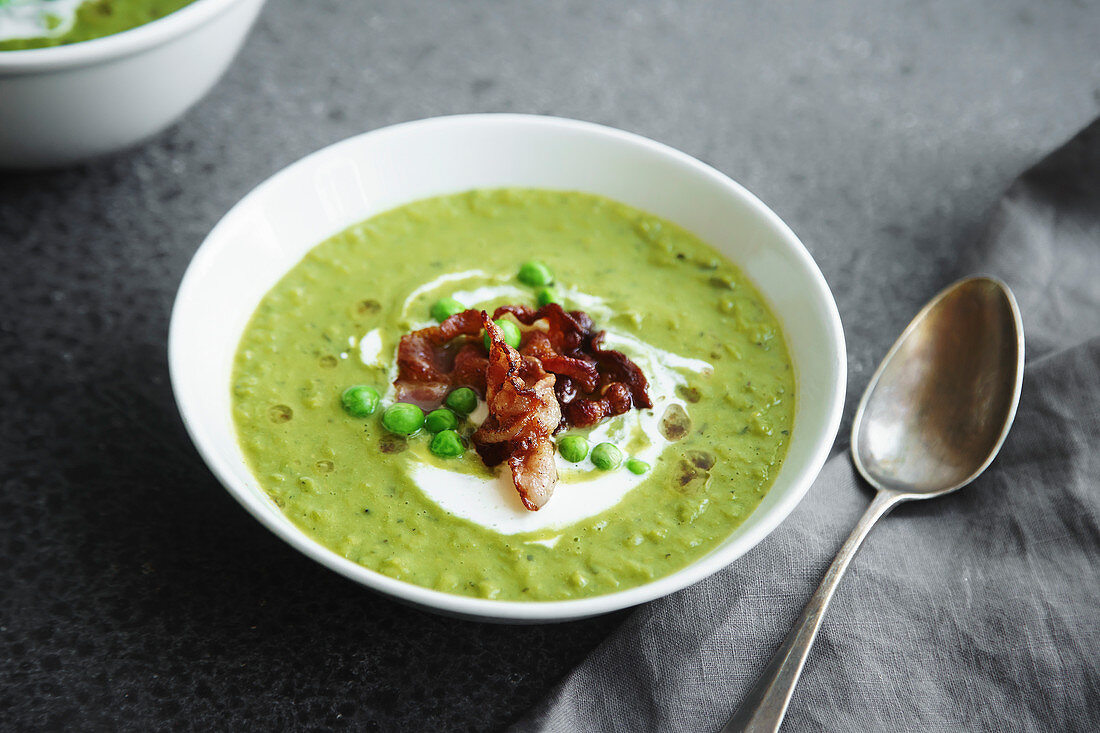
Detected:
left=1, top=0, right=1098, bottom=729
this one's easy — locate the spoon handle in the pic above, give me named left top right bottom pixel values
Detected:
left=720, top=489, right=905, bottom=733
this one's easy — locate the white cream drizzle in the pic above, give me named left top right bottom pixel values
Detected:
left=357, top=328, right=384, bottom=366
left=0, top=0, right=85, bottom=42
left=559, top=287, right=614, bottom=321
left=467, top=400, right=489, bottom=427
left=399, top=269, right=491, bottom=319
left=449, top=284, right=531, bottom=309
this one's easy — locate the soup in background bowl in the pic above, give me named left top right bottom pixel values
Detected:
left=0, top=0, right=195, bottom=50
left=170, top=114, right=846, bottom=622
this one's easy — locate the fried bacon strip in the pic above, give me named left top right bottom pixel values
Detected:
left=496, top=303, right=652, bottom=428
left=394, top=309, right=486, bottom=404
left=472, top=314, right=561, bottom=511
left=519, top=330, right=600, bottom=392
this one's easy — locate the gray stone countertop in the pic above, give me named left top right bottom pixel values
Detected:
left=1, top=0, right=1098, bottom=729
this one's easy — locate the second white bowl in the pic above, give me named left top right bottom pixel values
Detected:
left=0, top=0, right=266, bottom=168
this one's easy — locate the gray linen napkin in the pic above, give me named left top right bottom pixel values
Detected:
left=514, top=121, right=1100, bottom=732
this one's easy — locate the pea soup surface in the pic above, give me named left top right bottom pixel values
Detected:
left=0, top=0, right=193, bottom=50
left=232, top=189, right=795, bottom=601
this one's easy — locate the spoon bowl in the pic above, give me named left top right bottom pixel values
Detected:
left=852, top=277, right=1025, bottom=497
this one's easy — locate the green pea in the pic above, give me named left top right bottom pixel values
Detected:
left=445, top=387, right=478, bottom=416
left=430, top=296, right=465, bottom=322
left=557, top=435, right=589, bottom=463
left=590, top=442, right=623, bottom=471
left=381, top=402, right=424, bottom=436
left=517, top=260, right=554, bottom=286
left=425, top=408, right=459, bottom=433
left=536, top=286, right=560, bottom=307
left=429, top=429, right=465, bottom=458
left=626, top=458, right=650, bottom=475
left=341, top=385, right=380, bottom=417
left=483, top=318, right=522, bottom=351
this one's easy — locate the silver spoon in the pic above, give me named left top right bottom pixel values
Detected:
left=721, top=276, right=1024, bottom=733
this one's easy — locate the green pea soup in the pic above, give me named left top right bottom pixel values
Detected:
left=231, top=188, right=796, bottom=601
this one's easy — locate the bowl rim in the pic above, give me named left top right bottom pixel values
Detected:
left=169, top=113, right=847, bottom=622
left=0, top=0, right=246, bottom=72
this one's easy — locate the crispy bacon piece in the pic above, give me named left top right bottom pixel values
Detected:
left=450, top=343, right=489, bottom=395
left=493, top=303, right=652, bottom=428
left=491, top=304, right=537, bottom=324
left=520, top=331, right=600, bottom=392
left=394, top=309, right=485, bottom=404
left=494, top=303, right=593, bottom=355
left=472, top=315, right=561, bottom=511
left=590, top=331, right=652, bottom=409
left=561, top=380, right=634, bottom=427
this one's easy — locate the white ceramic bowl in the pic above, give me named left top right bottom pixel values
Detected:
left=170, top=114, right=846, bottom=623
left=0, top=0, right=266, bottom=169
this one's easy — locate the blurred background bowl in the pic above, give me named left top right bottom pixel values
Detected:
left=0, top=0, right=266, bottom=169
